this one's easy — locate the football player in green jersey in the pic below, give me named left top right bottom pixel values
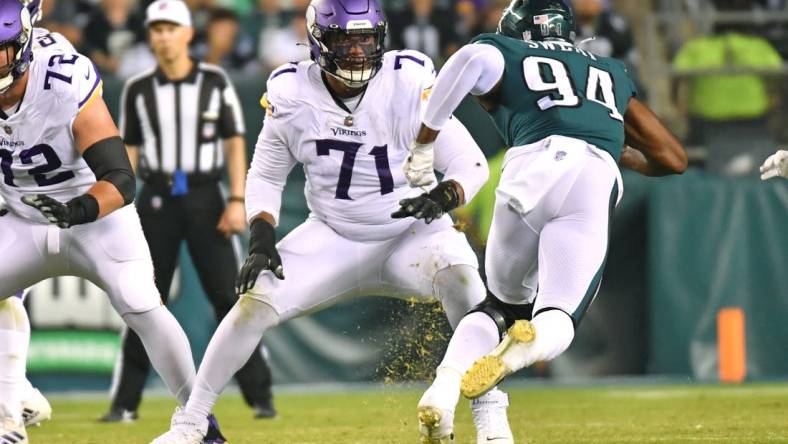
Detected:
left=396, top=0, right=688, bottom=442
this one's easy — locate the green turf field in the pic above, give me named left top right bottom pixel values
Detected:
left=29, top=383, right=788, bottom=443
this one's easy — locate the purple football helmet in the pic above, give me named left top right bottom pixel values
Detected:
left=24, top=0, right=42, bottom=24
left=306, top=0, right=387, bottom=88
left=0, top=0, right=34, bottom=93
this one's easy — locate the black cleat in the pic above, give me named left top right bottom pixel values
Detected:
left=98, top=408, right=138, bottom=423
left=202, top=414, right=228, bottom=444
left=252, top=400, right=277, bottom=419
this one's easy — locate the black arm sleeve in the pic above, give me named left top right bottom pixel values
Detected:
left=82, top=136, right=136, bottom=205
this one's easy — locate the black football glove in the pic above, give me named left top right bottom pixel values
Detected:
left=236, top=219, right=284, bottom=296
left=391, top=180, right=461, bottom=224
left=22, top=194, right=99, bottom=228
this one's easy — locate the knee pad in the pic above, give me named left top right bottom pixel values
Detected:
left=466, top=292, right=534, bottom=340
left=0, top=297, right=29, bottom=333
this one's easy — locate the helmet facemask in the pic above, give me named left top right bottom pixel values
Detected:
left=24, top=0, right=42, bottom=24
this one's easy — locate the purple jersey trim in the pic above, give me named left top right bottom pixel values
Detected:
left=270, top=66, right=296, bottom=80
left=78, top=62, right=102, bottom=109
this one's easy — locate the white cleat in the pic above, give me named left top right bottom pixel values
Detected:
left=21, top=388, right=52, bottom=428
left=471, top=388, right=514, bottom=444
left=0, top=404, right=28, bottom=444
left=462, top=320, right=536, bottom=399
left=417, top=383, right=457, bottom=444
left=149, top=407, right=207, bottom=444
left=417, top=406, right=454, bottom=444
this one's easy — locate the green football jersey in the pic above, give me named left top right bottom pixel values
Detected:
left=471, top=33, right=637, bottom=161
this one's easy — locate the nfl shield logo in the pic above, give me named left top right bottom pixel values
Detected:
left=3, top=126, right=11, bottom=135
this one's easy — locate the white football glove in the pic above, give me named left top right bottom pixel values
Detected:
left=760, top=150, right=788, bottom=180
left=403, top=140, right=436, bottom=187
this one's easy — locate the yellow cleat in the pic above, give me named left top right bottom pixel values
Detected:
left=461, top=320, right=536, bottom=399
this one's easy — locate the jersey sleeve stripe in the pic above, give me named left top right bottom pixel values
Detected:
left=78, top=68, right=103, bottom=110
left=78, top=79, right=103, bottom=112
left=270, top=67, right=296, bottom=80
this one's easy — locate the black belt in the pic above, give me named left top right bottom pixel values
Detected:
left=142, top=172, right=220, bottom=189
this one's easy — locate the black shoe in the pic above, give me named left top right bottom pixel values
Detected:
left=203, top=414, right=228, bottom=444
left=97, top=408, right=138, bottom=423
left=252, top=400, right=277, bottom=419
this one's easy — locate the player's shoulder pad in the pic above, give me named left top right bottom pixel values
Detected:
left=36, top=51, right=102, bottom=112
left=470, top=32, right=507, bottom=49
left=32, top=27, right=76, bottom=53
left=599, top=56, right=631, bottom=78
left=382, top=49, right=436, bottom=88
left=262, top=61, right=311, bottom=117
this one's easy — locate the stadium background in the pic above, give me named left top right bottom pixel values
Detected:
left=23, top=0, right=787, bottom=395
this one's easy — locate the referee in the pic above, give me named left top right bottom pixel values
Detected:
left=101, top=0, right=275, bottom=421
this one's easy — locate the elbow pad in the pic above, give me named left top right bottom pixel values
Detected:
left=82, top=136, right=136, bottom=205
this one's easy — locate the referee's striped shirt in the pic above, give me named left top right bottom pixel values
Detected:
left=119, top=59, right=245, bottom=176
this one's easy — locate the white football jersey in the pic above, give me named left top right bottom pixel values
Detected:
left=0, top=50, right=102, bottom=223
left=31, top=28, right=76, bottom=54
left=253, top=50, right=436, bottom=242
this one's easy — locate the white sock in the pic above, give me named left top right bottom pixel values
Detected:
left=0, top=297, right=30, bottom=424
left=186, top=297, right=280, bottom=419
left=419, top=367, right=462, bottom=411
left=529, top=310, right=575, bottom=361
left=433, top=265, right=486, bottom=328
left=504, top=310, right=575, bottom=370
left=122, top=306, right=195, bottom=406
left=438, top=311, right=500, bottom=375
left=21, top=378, right=35, bottom=401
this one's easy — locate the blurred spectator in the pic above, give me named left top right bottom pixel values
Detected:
left=713, top=0, right=788, bottom=58
left=243, top=0, right=297, bottom=70
left=184, top=0, right=219, bottom=37
left=82, top=0, right=144, bottom=75
left=258, top=11, right=310, bottom=72
left=116, top=43, right=157, bottom=79
left=193, top=8, right=257, bottom=73
left=216, top=0, right=254, bottom=15
left=388, top=0, right=459, bottom=62
left=454, top=0, right=483, bottom=43
left=478, top=0, right=508, bottom=34
left=673, top=28, right=782, bottom=175
left=574, top=0, right=640, bottom=71
left=37, top=0, right=91, bottom=48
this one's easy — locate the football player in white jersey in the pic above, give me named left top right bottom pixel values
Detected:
left=0, top=1, right=77, bottom=431
left=0, top=1, right=201, bottom=442
left=151, top=0, right=514, bottom=443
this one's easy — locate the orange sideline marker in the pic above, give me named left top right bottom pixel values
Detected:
left=718, top=307, right=746, bottom=383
